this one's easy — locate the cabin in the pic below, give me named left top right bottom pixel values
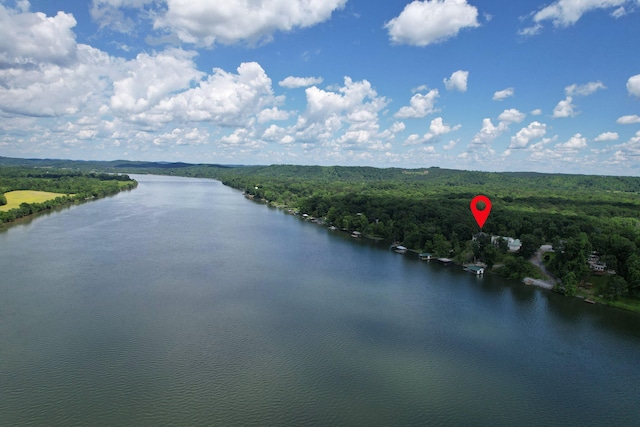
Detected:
left=419, top=252, right=433, bottom=260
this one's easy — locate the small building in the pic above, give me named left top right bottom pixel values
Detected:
left=508, top=239, right=522, bottom=252
left=393, top=245, right=408, bottom=254
left=351, top=231, right=362, bottom=238
left=419, top=252, right=433, bottom=260
left=490, top=235, right=522, bottom=252
left=437, top=258, right=454, bottom=265
left=465, top=265, right=485, bottom=275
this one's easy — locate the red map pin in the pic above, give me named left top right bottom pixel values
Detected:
left=470, top=195, right=492, bottom=229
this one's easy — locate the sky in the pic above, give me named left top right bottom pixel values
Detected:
left=0, top=0, right=639, bottom=175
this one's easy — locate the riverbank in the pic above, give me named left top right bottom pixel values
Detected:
left=239, top=189, right=640, bottom=315
left=0, top=172, right=138, bottom=227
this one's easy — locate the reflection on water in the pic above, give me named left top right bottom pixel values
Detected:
left=1, top=175, right=639, bottom=426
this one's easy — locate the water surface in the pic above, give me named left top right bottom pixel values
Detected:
left=1, top=175, right=639, bottom=425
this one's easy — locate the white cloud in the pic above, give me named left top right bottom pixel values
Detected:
left=443, top=139, right=458, bottom=150
left=279, top=76, right=323, bottom=88
left=154, top=0, right=348, bottom=46
left=556, top=133, right=587, bottom=150
left=509, top=121, right=547, bottom=149
left=531, top=108, right=543, bottom=116
left=617, top=114, right=640, bottom=124
left=90, top=0, right=155, bottom=33
left=0, top=43, right=114, bottom=117
left=627, top=74, right=640, bottom=97
left=406, top=117, right=461, bottom=145
left=385, top=0, right=480, bottom=46
left=394, top=89, right=439, bottom=118
left=286, top=77, right=388, bottom=149
left=257, top=107, right=290, bottom=123
left=110, top=49, right=204, bottom=115
left=152, top=127, right=210, bottom=146
left=498, top=108, right=526, bottom=123
left=493, top=87, right=514, bottom=101
left=471, top=118, right=507, bottom=145
left=443, top=70, right=469, bottom=92
left=607, top=131, right=640, bottom=164
left=553, top=96, right=577, bottom=118
left=0, top=5, right=78, bottom=66
left=565, top=81, right=606, bottom=96
left=594, top=131, right=619, bottom=142
left=524, top=0, right=627, bottom=31
left=150, top=62, right=279, bottom=127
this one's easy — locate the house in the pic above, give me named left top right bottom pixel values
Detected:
left=490, top=235, right=522, bottom=252
left=419, top=252, right=433, bottom=260
left=508, top=239, right=522, bottom=252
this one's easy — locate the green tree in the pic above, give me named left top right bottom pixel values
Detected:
left=519, top=233, right=542, bottom=259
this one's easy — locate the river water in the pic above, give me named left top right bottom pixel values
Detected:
left=1, top=175, right=639, bottom=426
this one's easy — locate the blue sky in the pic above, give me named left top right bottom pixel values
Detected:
left=1, top=0, right=639, bottom=175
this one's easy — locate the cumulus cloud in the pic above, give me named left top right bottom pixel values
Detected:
left=471, top=118, right=507, bottom=145
left=553, top=96, right=577, bottom=118
left=617, top=114, right=640, bottom=124
left=283, top=76, right=388, bottom=149
left=594, top=131, right=619, bottom=142
left=509, top=121, right=547, bottom=149
left=443, top=70, right=469, bottom=92
left=110, top=49, right=204, bottom=115
left=0, top=4, right=78, bottom=66
left=152, top=127, right=210, bottom=146
left=531, top=108, right=543, bottom=116
left=608, top=131, right=640, bottom=164
left=154, top=0, right=348, bottom=46
left=394, top=89, right=439, bottom=118
left=257, top=107, right=290, bottom=123
left=469, top=109, right=526, bottom=147
left=556, top=133, right=587, bottom=150
left=627, top=74, right=640, bottom=97
left=147, top=62, right=279, bottom=127
left=493, top=87, right=514, bottom=101
left=404, top=117, right=461, bottom=145
left=565, top=81, right=606, bottom=96
left=90, top=0, right=155, bottom=33
left=520, top=0, right=628, bottom=34
left=498, top=108, right=526, bottom=123
left=279, top=76, right=323, bottom=88
left=385, top=0, right=480, bottom=46
left=0, top=44, right=113, bottom=117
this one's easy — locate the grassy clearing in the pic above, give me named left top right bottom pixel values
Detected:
left=0, top=190, right=69, bottom=211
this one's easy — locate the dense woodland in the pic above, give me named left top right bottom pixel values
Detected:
left=191, top=164, right=640, bottom=305
left=2, top=156, right=640, bottom=308
left=0, top=166, right=137, bottom=224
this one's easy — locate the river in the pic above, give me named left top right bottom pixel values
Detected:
left=1, top=174, right=639, bottom=426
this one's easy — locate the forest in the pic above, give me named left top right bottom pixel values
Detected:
left=185, top=164, right=640, bottom=308
left=0, top=166, right=137, bottom=224
left=2, top=156, right=640, bottom=309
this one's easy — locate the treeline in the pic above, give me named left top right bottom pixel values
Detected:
left=0, top=167, right=137, bottom=224
left=185, top=165, right=640, bottom=303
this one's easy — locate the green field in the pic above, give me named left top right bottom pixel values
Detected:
left=0, top=190, right=68, bottom=211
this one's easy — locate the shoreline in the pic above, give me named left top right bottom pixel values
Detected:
left=239, top=189, right=640, bottom=315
